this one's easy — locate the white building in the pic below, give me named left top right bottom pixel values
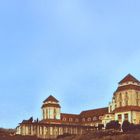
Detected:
left=107, top=74, right=140, bottom=125
left=17, top=74, right=140, bottom=138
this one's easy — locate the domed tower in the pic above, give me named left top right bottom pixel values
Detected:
left=109, top=74, right=140, bottom=124
left=41, top=95, right=61, bottom=120
left=115, top=74, right=140, bottom=108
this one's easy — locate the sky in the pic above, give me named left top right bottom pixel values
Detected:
left=0, top=0, right=140, bottom=128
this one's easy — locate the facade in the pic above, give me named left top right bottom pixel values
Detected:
left=17, top=74, right=140, bottom=139
left=108, top=74, right=140, bottom=125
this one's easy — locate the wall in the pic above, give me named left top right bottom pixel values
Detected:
left=18, top=124, right=88, bottom=139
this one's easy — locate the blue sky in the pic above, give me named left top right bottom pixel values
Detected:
left=0, top=0, right=140, bottom=128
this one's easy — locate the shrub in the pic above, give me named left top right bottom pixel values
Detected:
left=134, top=124, right=140, bottom=131
left=122, top=120, right=131, bottom=132
left=106, top=121, right=120, bottom=130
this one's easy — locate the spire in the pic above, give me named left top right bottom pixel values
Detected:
left=43, top=95, right=59, bottom=103
left=119, top=74, right=140, bottom=84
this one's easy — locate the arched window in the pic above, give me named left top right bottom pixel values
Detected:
left=136, top=92, right=139, bottom=106
left=119, top=102, right=122, bottom=107
left=82, top=118, right=85, bottom=122
left=125, top=92, right=128, bottom=99
left=119, top=93, right=122, bottom=100
left=93, top=116, right=97, bottom=121
left=87, top=117, right=91, bottom=121
left=99, top=116, right=102, bottom=120
left=54, top=108, right=56, bottom=119
left=125, top=92, right=128, bottom=106
left=62, top=118, right=66, bottom=121
left=119, top=93, right=122, bottom=107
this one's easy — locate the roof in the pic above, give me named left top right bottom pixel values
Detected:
left=61, top=113, right=79, bottom=118
left=115, top=84, right=140, bottom=93
left=119, top=74, right=140, bottom=84
left=21, top=117, right=33, bottom=124
left=80, top=107, right=108, bottom=118
left=39, top=119, right=62, bottom=124
left=43, top=95, right=59, bottom=103
left=61, top=113, right=80, bottom=124
left=114, top=106, right=140, bottom=113
left=42, top=103, right=61, bottom=108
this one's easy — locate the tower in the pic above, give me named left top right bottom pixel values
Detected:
left=115, top=74, right=140, bottom=108
left=41, top=95, right=61, bottom=120
left=109, top=74, right=140, bottom=124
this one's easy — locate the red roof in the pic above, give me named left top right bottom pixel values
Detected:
left=61, top=113, right=79, bottom=118
left=43, top=95, right=59, bottom=103
left=61, top=113, right=80, bottom=124
left=80, top=107, right=108, bottom=118
left=119, top=74, right=140, bottom=84
left=21, top=107, right=109, bottom=125
left=39, top=119, right=62, bottom=124
left=114, top=106, right=140, bottom=113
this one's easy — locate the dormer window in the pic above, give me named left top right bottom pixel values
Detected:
left=93, top=117, right=97, bottom=121
left=87, top=117, right=91, bottom=121
left=75, top=118, right=79, bottom=122
left=62, top=118, right=66, bottom=121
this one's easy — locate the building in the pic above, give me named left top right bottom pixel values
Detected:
left=16, top=74, right=140, bottom=139
left=108, top=74, right=140, bottom=125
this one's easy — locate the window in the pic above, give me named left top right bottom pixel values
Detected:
left=125, top=92, right=128, bottom=99
left=69, top=118, right=73, bottom=122
left=110, top=106, right=112, bottom=112
left=136, top=92, right=139, bottom=106
left=62, top=118, right=66, bottom=121
left=119, top=93, right=122, bottom=100
left=118, top=114, right=122, bottom=122
left=87, top=117, right=91, bottom=121
left=125, top=92, right=128, bottom=106
left=99, top=116, right=102, bottom=120
left=75, top=118, right=79, bottom=122
left=136, top=92, right=139, bottom=98
left=124, top=113, right=128, bottom=121
left=126, top=100, right=128, bottom=106
left=93, top=116, right=97, bottom=121
left=82, top=118, right=85, bottom=122
left=119, top=102, right=122, bottom=107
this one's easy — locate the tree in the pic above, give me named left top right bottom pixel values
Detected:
left=106, top=121, right=120, bottom=130
left=122, top=120, right=131, bottom=132
left=135, top=124, right=140, bottom=130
